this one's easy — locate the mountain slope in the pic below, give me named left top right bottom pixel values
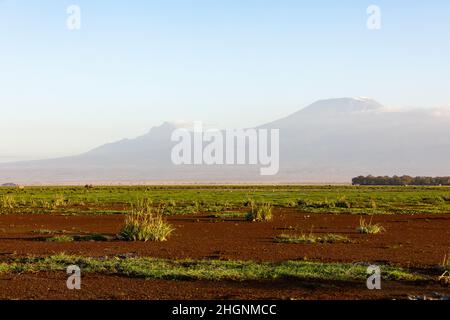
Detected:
left=1, top=98, right=449, bottom=183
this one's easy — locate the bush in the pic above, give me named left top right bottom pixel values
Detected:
left=119, top=199, right=174, bottom=241
left=245, top=202, right=273, bottom=222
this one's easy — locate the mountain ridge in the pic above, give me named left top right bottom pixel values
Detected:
left=1, top=98, right=449, bottom=183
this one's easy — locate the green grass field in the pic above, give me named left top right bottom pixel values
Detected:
left=0, top=185, right=448, bottom=299
left=0, top=253, right=423, bottom=282
left=1, top=185, right=449, bottom=215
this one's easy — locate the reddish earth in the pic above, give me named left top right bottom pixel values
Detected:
left=1, top=272, right=449, bottom=300
left=0, top=210, right=449, bottom=299
left=0, top=210, right=449, bottom=266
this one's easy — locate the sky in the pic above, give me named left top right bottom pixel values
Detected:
left=1, top=0, right=450, bottom=162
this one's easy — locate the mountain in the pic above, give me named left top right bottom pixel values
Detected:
left=1, top=98, right=449, bottom=184
left=295, top=97, right=383, bottom=115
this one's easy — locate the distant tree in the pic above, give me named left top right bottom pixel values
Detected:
left=352, top=175, right=450, bottom=186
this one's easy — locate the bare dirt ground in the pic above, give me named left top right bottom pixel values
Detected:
left=1, top=272, right=448, bottom=300
left=0, top=210, right=449, bottom=266
left=0, top=210, right=449, bottom=299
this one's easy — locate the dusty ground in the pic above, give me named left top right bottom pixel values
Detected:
left=0, top=209, right=449, bottom=299
left=1, top=272, right=449, bottom=300
left=0, top=210, right=449, bottom=266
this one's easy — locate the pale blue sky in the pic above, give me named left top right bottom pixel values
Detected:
left=1, top=0, right=450, bottom=161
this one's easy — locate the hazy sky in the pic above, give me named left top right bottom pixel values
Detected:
left=1, top=0, right=450, bottom=162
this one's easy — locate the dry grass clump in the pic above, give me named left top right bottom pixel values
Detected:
left=0, top=195, right=17, bottom=213
left=119, top=199, right=174, bottom=241
left=245, top=202, right=273, bottom=222
left=1, top=195, right=16, bottom=208
left=356, top=217, right=385, bottom=234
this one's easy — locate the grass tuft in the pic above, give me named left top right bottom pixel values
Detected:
left=275, top=233, right=351, bottom=244
left=45, top=235, right=74, bottom=242
left=43, top=233, right=109, bottom=242
left=335, top=196, right=352, bottom=208
left=119, top=199, right=174, bottom=241
left=210, top=212, right=246, bottom=219
left=32, top=229, right=68, bottom=235
left=0, top=195, right=17, bottom=213
left=245, top=202, right=273, bottom=222
left=356, top=217, right=385, bottom=234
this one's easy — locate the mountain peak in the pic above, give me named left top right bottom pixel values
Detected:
left=301, top=97, right=383, bottom=115
left=148, top=121, right=197, bottom=133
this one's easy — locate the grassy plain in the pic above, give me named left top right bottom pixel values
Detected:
left=0, top=185, right=449, bottom=299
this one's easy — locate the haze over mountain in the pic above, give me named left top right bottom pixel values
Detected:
left=1, top=98, right=449, bottom=184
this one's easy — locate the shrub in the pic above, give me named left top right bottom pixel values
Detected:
left=357, top=217, right=385, bottom=234
left=245, top=202, right=273, bottom=222
left=119, top=199, right=174, bottom=241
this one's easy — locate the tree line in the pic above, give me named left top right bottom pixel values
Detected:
left=352, top=175, right=450, bottom=186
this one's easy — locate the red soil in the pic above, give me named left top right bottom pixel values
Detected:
left=0, top=210, right=449, bottom=267
left=1, top=272, right=448, bottom=300
left=0, top=210, right=449, bottom=299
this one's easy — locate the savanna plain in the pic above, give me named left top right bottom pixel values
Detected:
left=0, top=185, right=449, bottom=300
